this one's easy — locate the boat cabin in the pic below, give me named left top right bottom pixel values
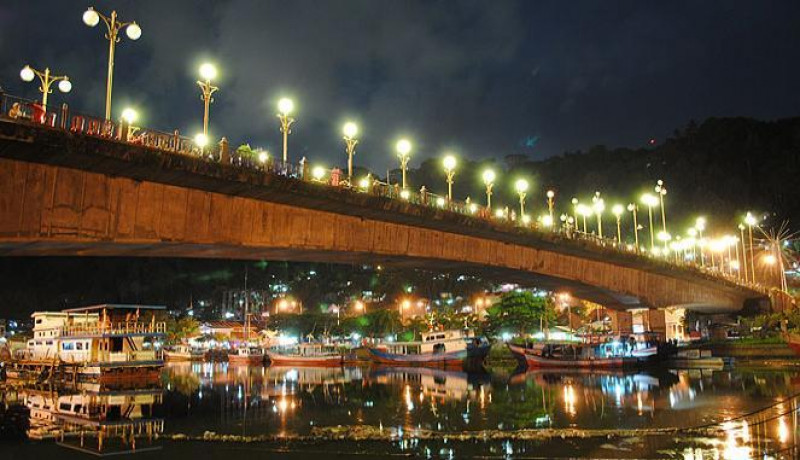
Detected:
left=384, top=329, right=476, bottom=355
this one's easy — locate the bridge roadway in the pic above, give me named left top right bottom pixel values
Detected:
left=0, top=118, right=766, bottom=313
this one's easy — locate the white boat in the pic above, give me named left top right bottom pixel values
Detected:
left=11, top=304, right=166, bottom=383
left=367, top=330, right=490, bottom=369
left=266, top=343, right=356, bottom=367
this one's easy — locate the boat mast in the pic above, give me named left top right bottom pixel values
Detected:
left=244, top=266, right=249, bottom=343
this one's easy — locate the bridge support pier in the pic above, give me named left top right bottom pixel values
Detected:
left=609, top=311, right=633, bottom=335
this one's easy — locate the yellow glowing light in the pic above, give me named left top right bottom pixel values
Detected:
left=482, top=169, right=496, bottom=185
left=695, top=217, right=706, bottom=231
left=641, top=193, right=659, bottom=207
left=311, top=166, right=326, bottom=181
left=343, top=121, right=358, bottom=138
left=278, top=97, right=294, bottom=115
left=400, top=189, right=410, bottom=200
left=258, top=151, right=269, bottom=163
left=359, top=177, right=370, bottom=189
left=436, top=197, right=446, bottom=207
left=515, top=179, right=529, bottom=194
left=521, top=215, right=532, bottom=225
left=194, top=133, right=209, bottom=148
left=546, top=189, right=555, bottom=199
left=576, top=204, right=592, bottom=217
left=612, top=204, right=624, bottom=216
left=396, top=139, right=411, bottom=156
left=199, top=62, right=218, bottom=81
left=744, top=212, right=757, bottom=226
left=764, top=254, right=777, bottom=265
left=541, top=215, right=553, bottom=227
left=443, top=154, right=457, bottom=171
left=121, top=107, right=138, bottom=124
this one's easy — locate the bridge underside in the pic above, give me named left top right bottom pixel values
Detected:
left=0, top=240, right=737, bottom=313
left=0, top=120, right=765, bottom=314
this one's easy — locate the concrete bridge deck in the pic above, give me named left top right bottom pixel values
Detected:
left=0, top=118, right=766, bottom=313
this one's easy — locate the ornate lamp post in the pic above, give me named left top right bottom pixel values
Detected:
left=612, top=204, right=624, bottom=244
left=571, top=198, right=579, bottom=226
left=443, top=154, right=457, bottom=200
left=277, top=97, right=295, bottom=164
left=342, top=122, right=359, bottom=182
left=546, top=190, right=555, bottom=229
left=515, top=179, right=529, bottom=218
left=482, top=169, right=496, bottom=209
left=744, top=212, right=758, bottom=283
left=19, top=65, right=72, bottom=109
left=396, top=139, right=412, bottom=188
left=641, top=193, right=659, bottom=251
left=576, top=203, right=591, bottom=233
left=197, top=63, right=218, bottom=137
left=592, top=192, right=605, bottom=238
left=82, top=7, right=141, bottom=120
left=655, top=179, right=668, bottom=235
left=695, top=217, right=707, bottom=267
left=738, top=223, right=748, bottom=282
left=627, top=203, right=639, bottom=249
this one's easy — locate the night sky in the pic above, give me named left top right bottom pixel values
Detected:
left=2, top=1, right=800, bottom=173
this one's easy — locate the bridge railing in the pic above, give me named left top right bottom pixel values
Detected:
left=0, top=91, right=765, bottom=293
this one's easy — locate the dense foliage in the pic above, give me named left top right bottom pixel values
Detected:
left=483, top=291, right=556, bottom=336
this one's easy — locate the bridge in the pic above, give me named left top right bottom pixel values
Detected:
left=0, top=98, right=767, bottom=316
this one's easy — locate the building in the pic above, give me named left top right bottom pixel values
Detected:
left=200, top=321, right=259, bottom=341
left=220, top=289, right=271, bottom=319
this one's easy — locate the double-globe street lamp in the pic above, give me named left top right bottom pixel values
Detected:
left=482, top=169, right=496, bottom=209
left=342, top=122, right=359, bottom=182
left=277, top=98, right=295, bottom=163
left=197, top=63, right=219, bottom=137
left=627, top=203, right=640, bottom=249
left=515, top=179, right=529, bottom=218
left=612, top=204, right=624, bottom=244
left=19, top=65, right=72, bottom=109
left=641, top=193, right=660, bottom=252
left=592, top=192, right=605, bottom=238
left=82, top=7, right=142, bottom=120
left=443, top=154, right=457, bottom=201
left=396, top=139, right=412, bottom=189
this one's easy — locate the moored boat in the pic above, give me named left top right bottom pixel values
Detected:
left=508, top=342, right=642, bottom=369
left=367, top=329, right=490, bottom=369
left=228, top=346, right=264, bottom=365
left=164, top=344, right=204, bottom=362
left=784, top=332, right=800, bottom=355
left=266, top=343, right=355, bottom=367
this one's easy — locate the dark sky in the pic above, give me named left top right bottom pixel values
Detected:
left=2, top=1, right=799, bottom=173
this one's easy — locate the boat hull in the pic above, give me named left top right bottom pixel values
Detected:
left=508, top=344, right=640, bottom=369
left=227, top=354, right=264, bottom=365
left=266, top=352, right=346, bottom=367
left=368, top=343, right=489, bottom=369
left=784, top=333, right=800, bottom=355
left=164, top=352, right=203, bottom=362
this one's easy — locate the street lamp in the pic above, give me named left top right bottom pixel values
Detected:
left=20, top=65, right=72, bottom=110
left=515, top=179, right=529, bottom=218
left=592, top=192, right=605, bottom=238
left=277, top=97, right=295, bottom=163
left=197, top=63, right=219, bottom=137
left=571, top=198, right=579, bottom=227
left=576, top=203, right=591, bottom=233
left=657, top=230, right=672, bottom=252
left=82, top=7, right=141, bottom=120
left=546, top=190, right=555, bottom=229
left=120, top=107, right=138, bottom=124
left=443, top=154, right=457, bottom=200
left=612, top=204, right=624, bottom=244
left=342, top=121, right=359, bottom=182
left=482, top=169, right=496, bottom=208
left=194, top=133, right=209, bottom=152
left=744, top=212, right=758, bottom=283
left=738, top=223, right=748, bottom=282
left=654, top=179, right=668, bottom=235
left=627, top=203, right=639, bottom=249
left=641, top=193, right=659, bottom=251
left=696, top=217, right=707, bottom=267
left=396, top=139, right=412, bottom=188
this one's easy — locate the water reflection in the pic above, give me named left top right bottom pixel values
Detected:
left=2, top=363, right=799, bottom=458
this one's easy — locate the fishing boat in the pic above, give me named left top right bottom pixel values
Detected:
left=228, top=346, right=265, bottom=365
left=508, top=341, right=643, bottom=369
left=266, top=343, right=356, bottom=367
left=367, top=329, right=490, bottom=369
left=164, top=344, right=204, bottom=362
left=9, top=304, right=165, bottom=383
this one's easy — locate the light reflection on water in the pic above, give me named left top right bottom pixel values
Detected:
left=3, top=363, right=800, bottom=458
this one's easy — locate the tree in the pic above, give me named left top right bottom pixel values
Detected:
left=484, top=291, right=555, bottom=337
left=166, top=316, right=200, bottom=344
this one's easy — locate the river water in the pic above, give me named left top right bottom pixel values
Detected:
left=3, top=362, right=800, bottom=459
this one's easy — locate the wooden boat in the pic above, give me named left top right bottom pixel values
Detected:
left=228, top=346, right=264, bottom=365
left=508, top=342, right=642, bottom=369
left=367, top=330, right=490, bottom=369
left=164, top=344, right=204, bottom=362
left=266, top=343, right=355, bottom=367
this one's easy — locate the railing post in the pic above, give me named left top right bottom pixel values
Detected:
left=219, top=137, right=229, bottom=164
left=60, top=103, right=69, bottom=130
left=173, top=130, right=180, bottom=152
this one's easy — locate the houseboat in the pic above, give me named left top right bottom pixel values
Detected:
left=228, top=346, right=265, bottom=365
left=9, top=304, right=165, bottom=383
left=266, top=343, right=357, bottom=367
left=367, top=329, right=490, bottom=369
left=164, top=344, right=204, bottom=362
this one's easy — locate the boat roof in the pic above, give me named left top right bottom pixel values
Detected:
left=61, top=304, right=166, bottom=313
